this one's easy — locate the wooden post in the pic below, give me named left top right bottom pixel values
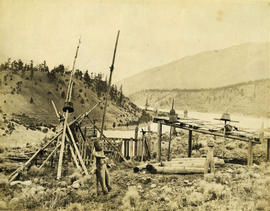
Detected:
left=158, top=121, right=162, bottom=162
left=247, top=140, right=254, bottom=166
left=127, top=139, right=130, bottom=159
left=141, top=137, right=144, bottom=162
left=130, top=139, right=134, bottom=158
left=124, top=140, right=127, bottom=158
left=188, top=130, right=192, bottom=157
left=167, top=126, right=172, bottom=161
left=134, top=126, right=138, bottom=156
left=267, top=139, right=270, bottom=162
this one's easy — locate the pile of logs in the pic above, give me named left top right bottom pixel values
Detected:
left=134, top=157, right=225, bottom=174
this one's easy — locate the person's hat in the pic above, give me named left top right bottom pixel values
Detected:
left=95, top=151, right=105, bottom=158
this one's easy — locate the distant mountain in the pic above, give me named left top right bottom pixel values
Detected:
left=119, top=43, right=270, bottom=95
left=129, top=79, right=270, bottom=117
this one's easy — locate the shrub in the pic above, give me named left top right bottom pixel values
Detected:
left=28, top=165, right=45, bottom=176
left=80, top=98, right=84, bottom=104
left=121, top=186, right=140, bottom=210
left=0, top=200, right=7, bottom=210
left=30, top=97, right=34, bottom=104
left=65, top=202, right=84, bottom=211
left=0, top=174, right=8, bottom=188
left=42, top=128, right=48, bottom=133
left=9, top=197, right=24, bottom=210
left=186, top=191, right=204, bottom=206
left=0, top=146, right=4, bottom=153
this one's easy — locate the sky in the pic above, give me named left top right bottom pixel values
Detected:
left=0, top=0, right=270, bottom=82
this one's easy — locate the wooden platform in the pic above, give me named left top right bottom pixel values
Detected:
left=154, top=117, right=262, bottom=143
left=153, top=116, right=270, bottom=166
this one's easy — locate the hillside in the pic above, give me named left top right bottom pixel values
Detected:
left=0, top=64, right=142, bottom=129
left=129, top=79, right=270, bottom=117
left=119, top=42, right=270, bottom=95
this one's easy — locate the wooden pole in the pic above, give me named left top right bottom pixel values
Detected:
left=57, top=112, right=68, bottom=179
left=67, top=124, right=89, bottom=175
left=188, top=130, right=192, bottom=157
left=167, top=126, right=173, bottom=161
left=267, top=139, right=270, bottom=162
left=158, top=121, right=162, bottom=162
left=247, top=140, right=254, bottom=166
left=100, top=31, right=120, bottom=141
left=39, top=143, right=61, bottom=169
left=9, top=131, right=61, bottom=182
left=69, top=145, right=82, bottom=171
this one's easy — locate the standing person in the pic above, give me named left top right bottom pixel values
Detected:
left=204, top=139, right=215, bottom=175
left=94, top=141, right=112, bottom=195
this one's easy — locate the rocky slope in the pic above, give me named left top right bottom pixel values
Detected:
left=129, top=79, right=270, bottom=117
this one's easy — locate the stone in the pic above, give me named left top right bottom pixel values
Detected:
left=10, top=180, right=32, bottom=186
left=72, top=180, right=80, bottom=189
left=144, top=177, right=152, bottom=184
left=151, top=184, right=157, bottom=188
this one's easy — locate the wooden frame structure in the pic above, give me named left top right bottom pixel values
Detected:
left=153, top=117, right=269, bottom=166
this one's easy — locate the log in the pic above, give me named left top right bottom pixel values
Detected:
left=148, top=165, right=204, bottom=174
left=133, top=163, right=148, bottom=173
left=146, top=158, right=224, bottom=174
left=170, top=157, right=225, bottom=166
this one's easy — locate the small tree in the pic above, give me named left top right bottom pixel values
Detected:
left=61, top=91, right=65, bottom=99
left=84, top=70, right=91, bottom=87
left=30, top=60, right=34, bottom=80
left=30, top=97, right=34, bottom=104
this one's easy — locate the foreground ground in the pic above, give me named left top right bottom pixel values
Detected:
left=0, top=116, right=270, bottom=210
left=0, top=159, right=270, bottom=211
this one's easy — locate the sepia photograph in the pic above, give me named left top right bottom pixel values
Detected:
left=0, top=0, right=270, bottom=210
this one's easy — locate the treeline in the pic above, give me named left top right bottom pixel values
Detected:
left=0, top=58, right=124, bottom=106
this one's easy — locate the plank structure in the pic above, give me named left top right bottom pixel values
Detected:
left=153, top=116, right=268, bottom=166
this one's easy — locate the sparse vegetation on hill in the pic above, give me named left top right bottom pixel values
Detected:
left=0, top=58, right=144, bottom=127
left=130, top=79, right=270, bottom=117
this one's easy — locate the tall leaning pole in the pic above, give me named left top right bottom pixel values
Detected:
left=57, top=38, right=81, bottom=180
left=99, top=31, right=120, bottom=141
